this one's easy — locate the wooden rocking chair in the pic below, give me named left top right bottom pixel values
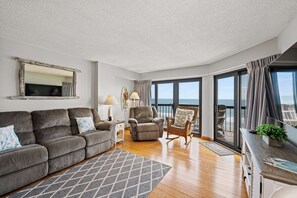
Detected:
left=166, top=106, right=199, bottom=145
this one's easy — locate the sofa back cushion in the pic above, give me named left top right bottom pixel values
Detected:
left=32, top=109, right=71, bottom=143
left=130, top=107, right=154, bottom=123
left=68, top=108, right=96, bottom=135
left=0, top=111, right=35, bottom=145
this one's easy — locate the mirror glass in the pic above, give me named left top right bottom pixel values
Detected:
left=24, top=63, right=74, bottom=96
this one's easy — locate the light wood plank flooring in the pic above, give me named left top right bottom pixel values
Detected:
left=115, top=130, right=248, bottom=198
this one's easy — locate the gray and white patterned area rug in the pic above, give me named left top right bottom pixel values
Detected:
left=200, top=142, right=235, bottom=156
left=10, top=149, right=171, bottom=198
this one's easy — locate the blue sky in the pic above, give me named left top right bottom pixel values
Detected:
left=151, top=82, right=199, bottom=99
left=277, top=72, right=295, bottom=104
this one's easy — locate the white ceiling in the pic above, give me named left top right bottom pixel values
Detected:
left=1, top=0, right=297, bottom=73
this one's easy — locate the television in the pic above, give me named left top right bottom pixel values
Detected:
left=25, top=83, right=62, bottom=96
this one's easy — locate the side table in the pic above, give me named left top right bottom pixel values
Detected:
left=115, top=122, right=125, bottom=144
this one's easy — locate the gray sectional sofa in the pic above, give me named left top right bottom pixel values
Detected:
left=0, top=107, right=116, bottom=196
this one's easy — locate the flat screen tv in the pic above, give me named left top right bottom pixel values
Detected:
left=25, top=83, right=62, bottom=96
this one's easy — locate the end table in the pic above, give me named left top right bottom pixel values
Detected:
left=115, top=121, right=125, bottom=144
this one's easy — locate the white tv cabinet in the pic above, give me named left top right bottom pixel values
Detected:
left=241, top=128, right=297, bottom=198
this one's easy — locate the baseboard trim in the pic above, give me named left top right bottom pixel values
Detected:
left=201, top=136, right=213, bottom=141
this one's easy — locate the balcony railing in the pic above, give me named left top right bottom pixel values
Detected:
left=281, top=104, right=297, bottom=126
left=219, top=106, right=246, bottom=132
left=153, top=103, right=200, bottom=134
left=153, top=104, right=248, bottom=134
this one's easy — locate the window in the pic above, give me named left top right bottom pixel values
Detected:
left=151, top=84, right=155, bottom=105
left=271, top=68, right=297, bottom=126
left=152, top=78, right=202, bottom=135
left=179, top=81, right=199, bottom=105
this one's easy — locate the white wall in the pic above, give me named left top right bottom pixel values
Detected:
left=140, top=38, right=279, bottom=139
left=278, top=13, right=297, bottom=53
left=0, top=38, right=96, bottom=111
left=96, top=61, right=139, bottom=123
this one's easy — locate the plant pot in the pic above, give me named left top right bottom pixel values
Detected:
left=262, top=136, right=282, bottom=148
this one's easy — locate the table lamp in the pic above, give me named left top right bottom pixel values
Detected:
left=104, top=95, right=118, bottom=121
left=129, top=92, right=140, bottom=107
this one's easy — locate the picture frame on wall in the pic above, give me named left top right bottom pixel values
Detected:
left=121, top=86, right=129, bottom=111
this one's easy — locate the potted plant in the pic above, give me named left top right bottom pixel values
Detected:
left=256, top=124, right=288, bottom=147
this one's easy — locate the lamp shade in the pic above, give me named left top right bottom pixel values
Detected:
left=104, top=95, right=118, bottom=105
left=129, top=92, right=140, bottom=100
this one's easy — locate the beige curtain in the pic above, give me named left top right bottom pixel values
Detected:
left=134, top=80, right=152, bottom=106
left=245, top=54, right=281, bottom=130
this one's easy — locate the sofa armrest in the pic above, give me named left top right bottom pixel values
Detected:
left=95, top=121, right=117, bottom=130
left=153, top=118, right=164, bottom=138
left=152, top=117, right=164, bottom=125
left=128, top=118, right=138, bottom=125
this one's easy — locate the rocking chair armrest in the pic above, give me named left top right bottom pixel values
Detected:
left=166, top=117, right=175, bottom=126
left=185, top=120, right=194, bottom=129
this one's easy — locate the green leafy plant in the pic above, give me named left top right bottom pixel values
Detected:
left=256, top=124, right=288, bottom=142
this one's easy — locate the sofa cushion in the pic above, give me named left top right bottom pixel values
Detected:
left=0, top=111, right=35, bottom=145
left=0, top=125, right=21, bottom=152
left=174, top=108, right=194, bottom=127
left=42, top=136, right=86, bottom=159
left=134, top=107, right=154, bottom=123
left=136, top=123, right=159, bottom=141
left=32, top=109, right=71, bottom=143
left=75, top=117, right=95, bottom=133
left=0, top=144, right=48, bottom=176
left=79, top=130, right=112, bottom=147
left=136, top=123, right=159, bottom=133
left=68, top=108, right=95, bottom=135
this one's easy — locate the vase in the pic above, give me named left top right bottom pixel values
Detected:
left=262, top=136, right=282, bottom=148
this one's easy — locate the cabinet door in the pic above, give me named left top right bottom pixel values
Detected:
left=251, top=160, right=261, bottom=198
left=262, top=179, right=293, bottom=198
left=262, top=178, right=274, bottom=198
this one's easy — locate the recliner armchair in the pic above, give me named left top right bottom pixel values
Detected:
left=128, top=106, right=164, bottom=141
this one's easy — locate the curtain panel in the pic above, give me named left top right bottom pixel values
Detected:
left=271, top=72, right=283, bottom=121
left=134, top=80, right=152, bottom=106
left=62, top=82, right=73, bottom=96
left=293, top=72, right=297, bottom=113
left=245, top=54, right=281, bottom=130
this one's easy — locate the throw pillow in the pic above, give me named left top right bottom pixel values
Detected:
left=0, top=125, right=22, bottom=152
left=75, top=117, right=95, bottom=133
left=174, top=108, right=195, bottom=127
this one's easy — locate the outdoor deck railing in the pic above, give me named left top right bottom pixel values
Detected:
left=222, top=106, right=246, bottom=132
left=154, top=103, right=297, bottom=135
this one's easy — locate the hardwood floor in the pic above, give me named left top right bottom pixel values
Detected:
left=115, top=130, right=248, bottom=198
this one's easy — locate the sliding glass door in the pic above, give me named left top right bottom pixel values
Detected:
left=214, top=70, right=247, bottom=150
left=152, top=78, right=202, bottom=135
